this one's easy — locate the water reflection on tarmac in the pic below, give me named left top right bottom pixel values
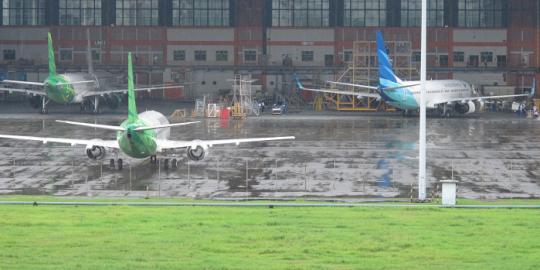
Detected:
left=0, top=103, right=538, bottom=199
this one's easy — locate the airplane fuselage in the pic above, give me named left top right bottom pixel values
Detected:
left=43, top=73, right=99, bottom=104
left=44, top=74, right=76, bottom=104
left=117, top=110, right=170, bottom=158
left=381, top=79, right=474, bottom=110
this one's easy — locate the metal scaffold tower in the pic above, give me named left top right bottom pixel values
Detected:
left=230, top=74, right=259, bottom=119
left=324, top=38, right=416, bottom=111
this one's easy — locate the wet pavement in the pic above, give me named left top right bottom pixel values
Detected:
left=0, top=101, right=539, bottom=199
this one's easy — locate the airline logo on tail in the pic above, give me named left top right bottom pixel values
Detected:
left=376, top=31, right=403, bottom=88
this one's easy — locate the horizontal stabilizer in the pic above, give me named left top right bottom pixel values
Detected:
left=134, top=121, right=200, bottom=131
left=381, top=83, right=420, bottom=91
left=1, top=80, right=44, bottom=86
left=57, top=80, right=95, bottom=86
left=56, top=120, right=124, bottom=131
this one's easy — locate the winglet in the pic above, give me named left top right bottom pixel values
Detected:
left=127, top=52, right=138, bottom=123
left=47, top=32, right=57, bottom=76
left=293, top=74, right=304, bottom=90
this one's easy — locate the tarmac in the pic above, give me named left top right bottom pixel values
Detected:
left=0, top=100, right=539, bottom=200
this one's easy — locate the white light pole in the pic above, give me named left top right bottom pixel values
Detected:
left=418, top=0, right=427, bottom=201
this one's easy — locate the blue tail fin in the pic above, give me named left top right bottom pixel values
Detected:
left=376, top=31, right=400, bottom=86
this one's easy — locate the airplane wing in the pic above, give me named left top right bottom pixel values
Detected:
left=156, top=136, right=295, bottom=151
left=0, top=134, right=119, bottom=148
left=0, top=87, right=46, bottom=96
left=80, top=84, right=183, bottom=97
left=56, top=120, right=200, bottom=132
left=294, top=75, right=380, bottom=98
left=299, top=87, right=381, bottom=99
left=326, top=81, right=379, bottom=90
left=435, top=93, right=532, bottom=105
left=328, top=81, right=421, bottom=91
left=1, top=79, right=45, bottom=86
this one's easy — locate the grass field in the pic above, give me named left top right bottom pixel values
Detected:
left=1, top=199, right=539, bottom=270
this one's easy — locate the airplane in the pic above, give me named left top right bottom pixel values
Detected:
left=295, top=31, right=535, bottom=117
left=0, top=52, right=295, bottom=170
left=0, top=31, right=180, bottom=114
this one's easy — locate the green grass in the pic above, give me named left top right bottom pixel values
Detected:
left=0, top=204, right=539, bottom=269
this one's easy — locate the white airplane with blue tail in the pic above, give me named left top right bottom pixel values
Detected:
left=295, top=31, right=535, bottom=117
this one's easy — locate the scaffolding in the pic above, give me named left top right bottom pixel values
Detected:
left=230, top=74, right=260, bottom=119
left=325, top=39, right=416, bottom=111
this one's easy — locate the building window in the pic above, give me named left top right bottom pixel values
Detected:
left=480, top=52, right=493, bottom=63
left=272, top=0, right=330, bottom=27
left=173, top=50, right=185, bottom=61
left=453, top=52, right=464, bottom=62
left=496, top=55, right=506, bottom=67
left=344, top=0, right=386, bottom=27
left=91, top=50, right=100, bottom=61
left=324, top=54, right=334, bottom=66
left=343, top=51, right=353, bottom=62
left=458, top=0, right=504, bottom=28
left=301, top=51, right=314, bottom=62
left=3, top=49, right=15, bottom=60
left=60, top=49, right=72, bottom=61
left=438, top=55, right=448, bottom=67
left=412, top=51, right=421, bottom=62
left=173, top=0, right=230, bottom=26
left=194, top=50, right=206, bottom=61
left=116, top=0, right=159, bottom=26
left=216, top=50, right=228, bottom=61
left=244, top=50, right=257, bottom=62
left=2, top=0, right=46, bottom=25
left=400, top=0, right=444, bottom=27
left=59, top=0, right=101, bottom=25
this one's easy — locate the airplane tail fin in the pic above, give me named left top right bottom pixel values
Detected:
left=47, top=32, right=57, bottom=76
left=127, top=52, right=138, bottom=123
left=376, top=31, right=401, bottom=86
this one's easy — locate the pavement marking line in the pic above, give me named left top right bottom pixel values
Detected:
left=0, top=201, right=539, bottom=209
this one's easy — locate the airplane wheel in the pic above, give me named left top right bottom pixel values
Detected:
left=117, top=159, right=123, bottom=170
left=444, top=111, right=451, bottom=118
left=109, top=159, right=115, bottom=169
left=171, top=159, right=177, bottom=169
left=163, top=158, right=169, bottom=170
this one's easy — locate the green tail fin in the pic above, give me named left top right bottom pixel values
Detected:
left=47, top=32, right=56, bottom=76
left=127, top=52, right=138, bottom=123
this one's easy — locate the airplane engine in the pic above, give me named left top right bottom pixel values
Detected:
left=104, top=94, right=121, bottom=110
left=86, top=145, right=106, bottom=160
left=456, top=101, right=476, bottom=114
left=186, top=143, right=208, bottom=161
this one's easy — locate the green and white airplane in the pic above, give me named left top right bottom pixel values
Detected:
left=0, top=53, right=295, bottom=170
left=0, top=31, right=179, bottom=114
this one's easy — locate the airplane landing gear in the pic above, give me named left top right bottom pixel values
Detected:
left=40, top=97, right=49, bottom=114
left=109, top=158, right=123, bottom=170
left=150, top=155, right=157, bottom=164
left=92, top=96, right=101, bottom=114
